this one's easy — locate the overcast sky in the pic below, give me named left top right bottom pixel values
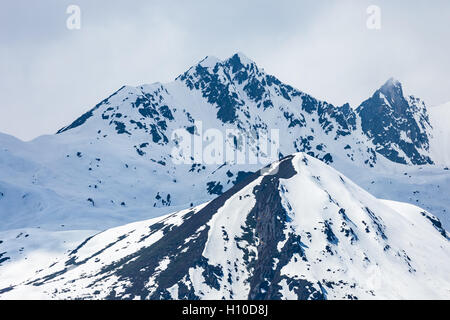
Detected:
left=1, top=0, right=449, bottom=141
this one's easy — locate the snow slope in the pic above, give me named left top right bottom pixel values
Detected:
left=429, top=102, right=450, bottom=166
left=1, top=154, right=448, bottom=300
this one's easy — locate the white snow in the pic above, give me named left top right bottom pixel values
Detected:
left=1, top=153, right=448, bottom=300
left=429, top=102, right=450, bottom=165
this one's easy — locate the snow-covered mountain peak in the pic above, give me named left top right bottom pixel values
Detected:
left=381, top=77, right=402, bottom=90
left=377, top=77, right=409, bottom=112
left=177, top=52, right=266, bottom=107
left=232, top=51, right=255, bottom=65
left=1, top=153, right=448, bottom=299
left=357, top=78, right=433, bottom=165
left=54, top=55, right=431, bottom=170
left=197, top=55, right=222, bottom=68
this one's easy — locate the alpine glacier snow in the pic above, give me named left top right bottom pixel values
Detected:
left=0, top=53, right=449, bottom=300
left=1, top=154, right=448, bottom=299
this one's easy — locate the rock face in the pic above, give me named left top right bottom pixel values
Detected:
left=2, top=154, right=448, bottom=300
left=357, top=78, right=433, bottom=165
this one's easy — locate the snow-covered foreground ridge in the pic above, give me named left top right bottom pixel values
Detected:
left=1, top=154, right=448, bottom=300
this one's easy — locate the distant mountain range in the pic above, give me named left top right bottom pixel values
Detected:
left=0, top=53, right=448, bottom=299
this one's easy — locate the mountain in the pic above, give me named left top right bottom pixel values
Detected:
left=57, top=52, right=377, bottom=168
left=56, top=54, right=435, bottom=166
left=357, top=78, right=433, bottom=165
left=1, top=154, right=448, bottom=299
left=1, top=53, right=448, bottom=234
